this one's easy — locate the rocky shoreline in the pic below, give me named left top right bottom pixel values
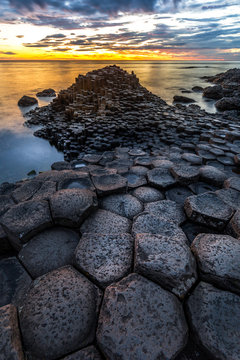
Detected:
left=1, top=66, right=240, bottom=359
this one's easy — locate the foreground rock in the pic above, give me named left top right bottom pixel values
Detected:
left=19, top=266, right=102, bottom=360
left=100, top=194, right=143, bottom=219
left=18, top=95, right=38, bottom=107
left=134, top=234, right=197, bottom=298
left=0, top=304, right=24, bottom=360
left=36, top=88, right=56, bottom=97
left=192, top=234, right=240, bottom=294
left=97, top=273, right=188, bottom=360
left=173, top=95, right=196, bottom=103
left=186, top=282, right=240, bottom=360
left=61, top=346, right=102, bottom=360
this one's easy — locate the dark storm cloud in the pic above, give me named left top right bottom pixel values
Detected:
left=8, top=0, right=182, bottom=15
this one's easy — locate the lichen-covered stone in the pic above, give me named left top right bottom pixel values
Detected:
left=97, top=273, right=188, bottom=360
left=192, top=234, right=240, bottom=294
left=134, top=234, right=197, bottom=298
left=18, top=227, right=79, bottom=278
left=75, top=233, right=133, bottom=287
left=186, top=282, right=240, bottom=360
left=0, top=304, right=24, bottom=360
left=49, top=189, right=97, bottom=227
left=132, top=186, right=164, bottom=203
left=145, top=200, right=186, bottom=225
left=19, top=266, right=102, bottom=360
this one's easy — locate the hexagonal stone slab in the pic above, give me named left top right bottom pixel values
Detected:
left=0, top=195, right=14, bottom=216
left=0, top=199, right=52, bottom=245
left=227, top=210, right=240, bottom=238
left=134, top=234, right=197, bottom=298
left=132, top=186, right=164, bottom=203
left=0, top=304, right=24, bottom=360
left=0, top=225, right=12, bottom=254
left=92, top=174, right=127, bottom=196
left=184, top=192, right=234, bottom=230
left=121, top=172, right=147, bottom=189
left=199, top=166, right=227, bottom=186
left=170, top=165, right=200, bottom=185
left=100, top=194, right=143, bottom=219
left=192, top=234, right=240, bottom=294
left=97, top=273, right=188, bottom=360
left=186, top=282, right=240, bottom=360
left=61, top=346, right=102, bottom=360
left=166, top=186, right=193, bottom=206
left=147, top=168, right=177, bottom=189
left=19, top=266, right=102, bottom=360
left=58, top=174, right=95, bottom=192
left=182, top=153, right=202, bottom=165
left=224, top=177, right=240, bottom=192
left=75, top=233, right=133, bottom=288
left=18, top=227, right=79, bottom=279
left=80, top=209, right=131, bottom=234
left=132, top=213, right=188, bottom=243
left=182, top=222, right=218, bottom=245
left=49, top=189, right=97, bottom=227
left=0, top=257, right=32, bottom=307
left=145, top=200, right=186, bottom=225
left=216, top=188, right=240, bottom=210
left=12, top=180, right=43, bottom=203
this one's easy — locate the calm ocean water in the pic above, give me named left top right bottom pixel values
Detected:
left=0, top=60, right=239, bottom=183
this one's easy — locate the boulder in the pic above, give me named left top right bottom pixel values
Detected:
left=144, top=200, right=186, bottom=225
left=132, top=186, right=164, bottom=203
left=36, top=88, right=56, bottom=97
left=18, top=95, right=38, bottom=107
left=215, top=97, right=240, bottom=111
left=100, top=194, right=143, bottom=219
left=203, top=85, right=223, bottom=100
left=173, top=95, right=196, bottom=103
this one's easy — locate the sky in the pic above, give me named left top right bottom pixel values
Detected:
left=0, top=0, right=239, bottom=60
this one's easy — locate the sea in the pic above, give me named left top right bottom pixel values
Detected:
left=0, top=60, right=239, bottom=184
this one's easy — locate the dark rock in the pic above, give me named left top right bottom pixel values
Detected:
left=173, top=95, right=196, bottom=103
left=224, top=177, right=240, bottom=192
left=227, top=210, right=240, bottom=238
left=166, top=186, right=193, bottom=205
left=18, top=227, right=79, bottom=278
left=145, top=200, right=186, bottom=225
left=12, top=180, right=43, bottom=203
left=182, top=222, right=218, bottom=245
left=92, top=174, right=127, bottom=196
left=0, top=195, right=14, bottom=216
left=0, top=225, right=12, bottom=254
left=97, top=273, right=188, bottom=360
left=215, top=97, right=240, bottom=111
left=58, top=175, right=94, bottom=192
left=147, top=168, right=177, bottom=189
left=74, top=233, right=133, bottom=288
left=203, top=85, right=223, bottom=100
left=19, top=266, right=102, bottom=360
left=36, top=88, right=56, bottom=97
left=170, top=165, right=200, bottom=185
left=18, top=95, right=38, bottom=107
left=49, top=189, right=97, bottom=227
left=186, top=282, right=240, bottom=360
left=182, top=153, right=202, bottom=165
left=61, top=346, right=102, bottom=360
left=192, top=234, right=240, bottom=294
left=80, top=209, right=131, bottom=234
left=184, top=192, right=234, bottom=230
left=192, top=86, right=203, bottom=92
left=0, top=200, right=52, bottom=245
left=100, top=194, right=143, bottom=219
left=134, top=233, right=197, bottom=298
left=121, top=171, right=147, bottom=188
left=199, top=166, right=227, bottom=186
left=132, top=186, right=164, bottom=203
left=0, top=257, right=32, bottom=307
left=216, top=188, right=240, bottom=210
left=51, top=161, right=71, bottom=171
left=0, top=304, right=24, bottom=360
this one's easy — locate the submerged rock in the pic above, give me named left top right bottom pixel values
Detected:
left=36, top=88, right=56, bottom=97
left=18, top=95, right=38, bottom=107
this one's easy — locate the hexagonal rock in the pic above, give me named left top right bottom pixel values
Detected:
left=12, top=180, right=43, bottom=203
left=0, top=195, right=14, bottom=216
left=166, top=186, right=193, bottom=206
left=0, top=257, right=32, bottom=308
left=227, top=210, right=240, bottom=238
left=145, top=200, right=186, bottom=225
left=0, top=225, right=12, bottom=254
left=19, top=266, right=102, bottom=360
left=191, top=234, right=240, bottom=295
left=31, top=181, right=57, bottom=201
left=58, top=175, right=95, bottom=192
left=51, top=161, right=72, bottom=171
left=49, top=189, right=97, bottom=227
left=100, top=194, right=143, bottom=219
left=0, top=304, right=24, bottom=360
left=134, top=234, right=197, bottom=298
left=132, top=213, right=188, bottom=243
left=61, top=346, right=102, bottom=360
left=132, top=186, right=164, bottom=203
left=170, top=165, right=200, bottom=185
left=18, top=227, right=79, bottom=279
left=224, top=177, right=240, bottom=192
left=97, top=273, right=188, bottom=360
left=199, top=166, right=227, bottom=187
left=75, top=233, right=133, bottom=288
left=182, top=153, right=202, bottom=165
left=130, top=165, right=149, bottom=176
left=184, top=192, right=234, bottom=230
left=186, top=282, right=240, bottom=360
left=121, top=172, right=147, bottom=189
left=80, top=209, right=131, bottom=234
left=216, top=188, right=240, bottom=210
left=151, top=159, right=174, bottom=169
left=0, top=200, right=52, bottom=245
left=92, top=174, right=127, bottom=196
left=147, top=168, right=177, bottom=190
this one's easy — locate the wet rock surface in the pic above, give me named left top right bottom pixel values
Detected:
left=1, top=66, right=240, bottom=359
left=97, top=273, right=188, bottom=360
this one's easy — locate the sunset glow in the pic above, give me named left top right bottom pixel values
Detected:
left=0, top=0, right=240, bottom=60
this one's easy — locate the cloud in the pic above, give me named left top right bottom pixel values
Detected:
left=8, top=0, right=181, bottom=15
left=0, top=51, right=17, bottom=54
left=16, top=34, right=24, bottom=38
